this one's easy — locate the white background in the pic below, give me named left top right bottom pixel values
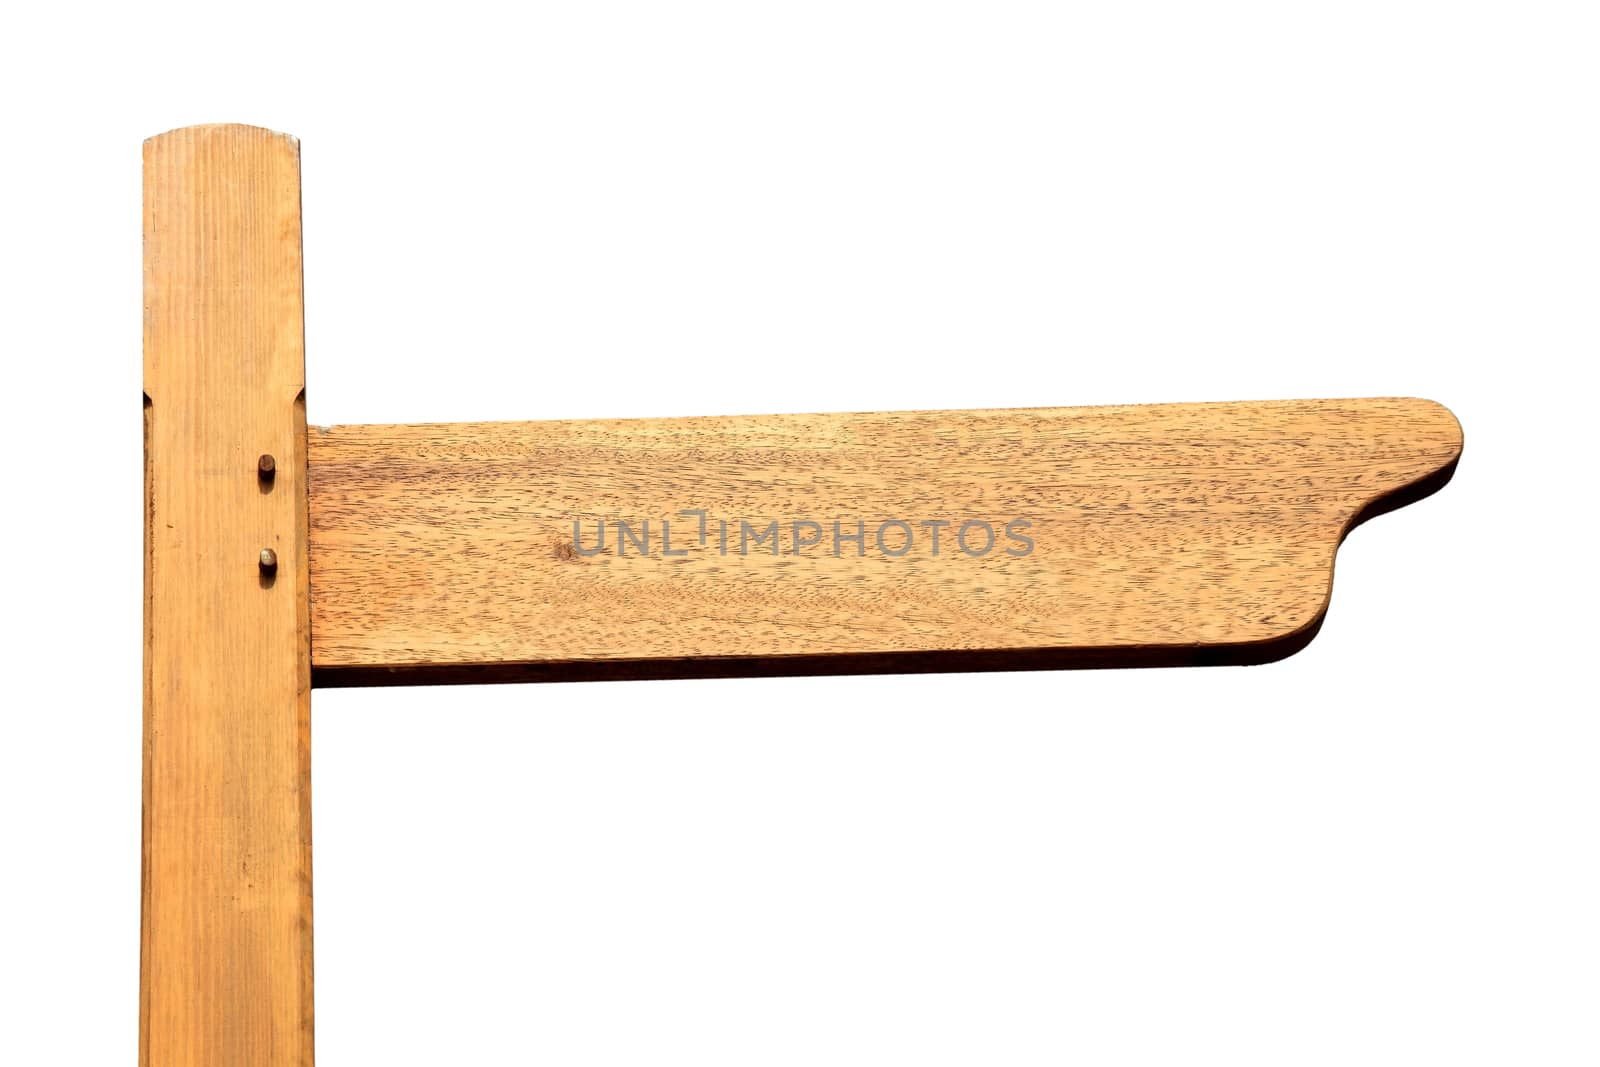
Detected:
left=3, top=3, right=1596, bottom=1064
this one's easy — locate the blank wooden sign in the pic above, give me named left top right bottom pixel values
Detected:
left=141, top=123, right=1461, bottom=1065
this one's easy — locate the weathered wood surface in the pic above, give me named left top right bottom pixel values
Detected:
left=143, top=125, right=314, bottom=1065
left=307, top=397, right=1460, bottom=685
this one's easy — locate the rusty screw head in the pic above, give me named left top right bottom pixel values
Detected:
left=259, top=548, right=278, bottom=577
left=258, top=454, right=276, bottom=483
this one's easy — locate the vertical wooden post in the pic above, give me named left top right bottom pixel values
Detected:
left=142, top=125, right=314, bottom=1066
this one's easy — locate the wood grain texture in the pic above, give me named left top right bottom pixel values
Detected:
left=143, top=125, right=313, bottom=1065
left=307, top=397, right=1460, bottom=685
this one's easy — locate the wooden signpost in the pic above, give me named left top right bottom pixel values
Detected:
left=142, top=124, right=1462, bottom=1064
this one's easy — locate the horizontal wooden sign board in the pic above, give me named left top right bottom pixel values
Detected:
left=307, top=397, right=1461, bottom=685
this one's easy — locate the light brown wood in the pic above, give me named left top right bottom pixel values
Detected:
left=134, top=120, right=1466, bottom=1063
left=143, top=125, right=314, bottom=1065
left=307, top=397, right=1460, bottom=685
